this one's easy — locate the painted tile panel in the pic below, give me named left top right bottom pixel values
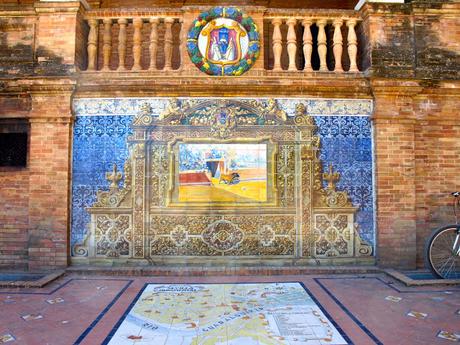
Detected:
left=103, top=283, right=349, bottom=345
left=71, top=98, right=375, bottom=250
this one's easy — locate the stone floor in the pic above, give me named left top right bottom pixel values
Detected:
left=0, top=273, right=459, bottom=345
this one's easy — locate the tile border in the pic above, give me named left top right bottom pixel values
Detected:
left=101, top=283, right=148, bottom=345
left=74, top=279, right=134, bottom=345
left=73, top=97, right=374, bottom=117
left=314, top=278, right=383, bottom=345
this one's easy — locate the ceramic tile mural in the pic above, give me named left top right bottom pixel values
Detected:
left=71, top=98, right=375, bottom=252
left=73, top=98, right=373, bottom=117
left=103, top=282, right=349, bottom=345
left=72, top=116, right=133, bottom=247
left=178, top=143, right=268, bottom=203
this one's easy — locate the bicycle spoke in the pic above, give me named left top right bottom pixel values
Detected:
left=433, top=237, right=454, bottom=253
left=431, top=249, right=452, bottom=261
left=453, top=234, right=460, bottom=252
left=430, top=249, right=452, bottom=261
left=431, top=252, right=452, bottom=263
left=436, top=253, right=452, bottom=262
left=428, top=227, right=460, bottom=278
left=442, top=257, right=459, bottom=279
left=439, top=233, right=455, bottom=251
left=453, top=234, right=460, bottom=255
left=442, top=232, right=456, bottom=250
left=438, top=257, right=454, bottom=275
left=433, top=256, right=453, bottom=269
left=441, top=258, right=455, bottom=278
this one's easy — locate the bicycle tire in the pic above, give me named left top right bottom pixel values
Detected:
left=426, top=225, right=460, bottom=279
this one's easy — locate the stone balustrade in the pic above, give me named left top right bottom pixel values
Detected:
left=264, top=9, right=362, bottom=73
left=84, top=10, right=183, bottom=72
left=81, top=9, right=364, bottom=74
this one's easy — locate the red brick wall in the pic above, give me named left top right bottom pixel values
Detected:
left=0, top=0, right=459, bottom=271
left=372, top=90, right=418, bottom=268
left=0, top=92, right=73, bottom=271
left=0, top=15, right=35, bottom=77
left=27, top=94, right=73, bottom=271
left=0, top=169, right=29, bottom=270
left=413, top=5, right=460, bottom=80
left=372, top=88, right=460, bottom=269
left=34, top=3, right=80, bottom=75
left=0, top=1, right=79, bottom=271
left=414, top=97, right=460, bottom=267
left=365, top=1, right=460, bottom=268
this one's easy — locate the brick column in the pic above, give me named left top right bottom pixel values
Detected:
left=27, top=83, right=75, bottom=271
left=413, top=92, right=460, bottom=267
left=34, top=0, right=88, bottom=74
left=372, top=82, right=421, bottom=269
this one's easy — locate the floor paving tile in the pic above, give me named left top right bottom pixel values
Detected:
left=0, top=274, right=458, bottom=345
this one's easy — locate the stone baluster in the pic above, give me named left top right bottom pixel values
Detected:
left=163, top=17, right=174, bottom=71
left=272, top=18, right=283, bottom=71
left=101, top=18, right=112, bottom=71
left=347, top=19, right=359, bottom=72
left=132, top=18, right=143, bottom=71
left=333, top=19, right=343, bottom=72
left=317, top=19, right=328, bottom=71
left=87, top=18, right=98, bottom=71
left=149, top=18, right=159, bottom=70
left=286, top=18, right=297, bottom=71
left=302, top=18, right=313, bottom=72
left=117, top=18, right=127, bottom=71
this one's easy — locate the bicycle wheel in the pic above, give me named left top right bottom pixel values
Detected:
left=426, top=225, right=460, bottom=279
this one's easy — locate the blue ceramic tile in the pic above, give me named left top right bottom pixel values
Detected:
left=71, top=99, right=375, bottom=251
left=71, top=116, right=133, bottom=247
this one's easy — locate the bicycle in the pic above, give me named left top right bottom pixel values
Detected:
left=426, top=192, right=460, bottom=279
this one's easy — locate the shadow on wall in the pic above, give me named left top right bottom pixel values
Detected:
left=0, top=34, right=75, bottom=77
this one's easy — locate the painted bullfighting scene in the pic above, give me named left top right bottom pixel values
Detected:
left=178, top=143, right=267, bottom=203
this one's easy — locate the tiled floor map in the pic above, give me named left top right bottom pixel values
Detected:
left=104, top=282, right=348, bottom=345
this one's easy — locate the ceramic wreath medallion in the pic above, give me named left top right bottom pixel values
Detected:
left=187, top=7, right=260, bottom=76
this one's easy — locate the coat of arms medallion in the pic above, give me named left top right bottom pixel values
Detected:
left=187, top=7, right=260, bottom=76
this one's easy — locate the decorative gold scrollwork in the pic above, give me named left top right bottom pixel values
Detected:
left=258, top=224, right=275, bottom=247
left=93, top=162, right=131, bottom=208
left=155, top=99, right=292, bottom=128
left=202, top=220, right=244, bottom=252
left=159, top=98, right=186, bottom=124
left=210, top=106, right=238, bottom=139
left=315, top=164, right=353, bottom=208
left=106, top=164, right=122, bottom=192
left=264, top=98, right=288, bottom=123
left=133, top=102, right=154, bottom=126
left=293, top=103, right=315, bottom=126
left=81, top=99, right=373, bottom=263
left=95, top=214, right=131, bottom=257
left=72, top=230, right=90, bottom=257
